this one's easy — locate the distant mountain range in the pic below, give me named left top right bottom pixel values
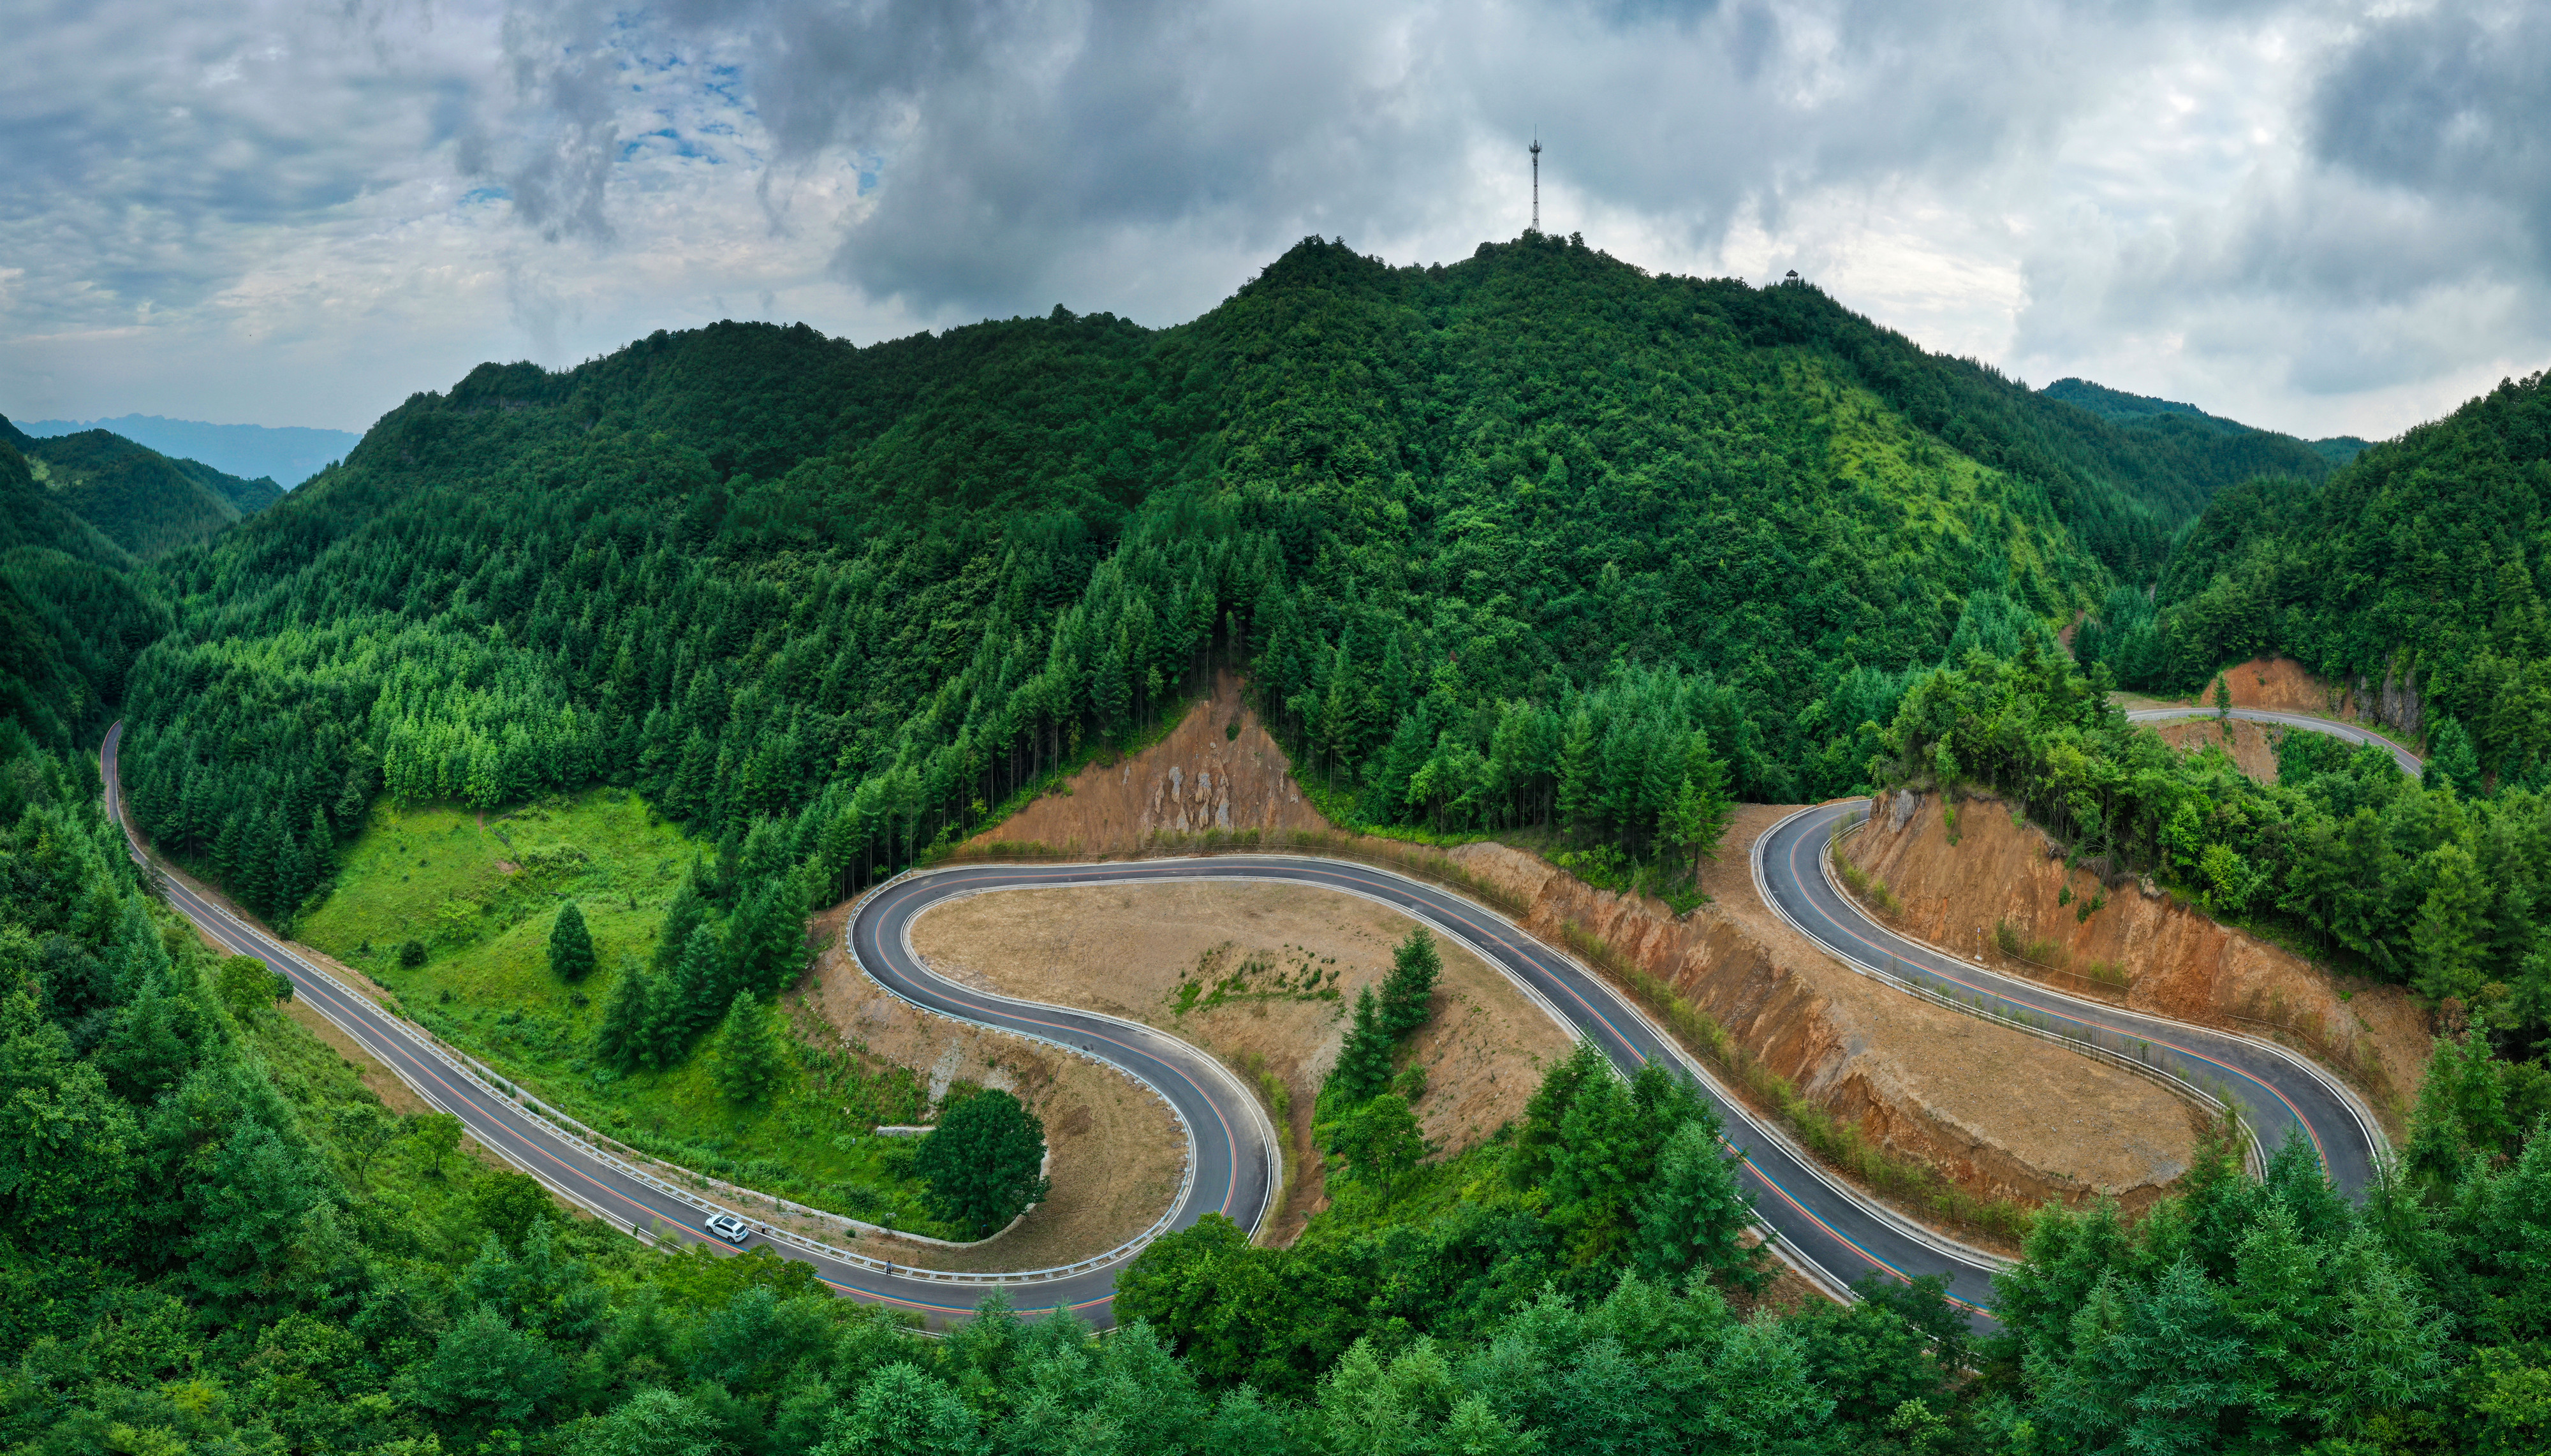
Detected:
left=2041, top=378, right=2369, bottom=466
left=1, top=413, right=284, bottom=561
left=13, top=413, right=360, bottom=488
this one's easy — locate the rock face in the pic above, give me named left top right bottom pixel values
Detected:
left=2356, top=663, right=2425, bottom=743
left=1848, top=789, right=2428, bottom=1133
left=1451, top=812, right=2208, bottom=1219
left=967, top=672, right=1328, bottom=853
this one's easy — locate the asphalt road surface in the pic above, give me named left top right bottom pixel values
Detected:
left=2124, top=704, right=2424, bottom=777
left=1754, top=800, right=2390, bottom=1207
left=108, top=721, right=2018, bottom=1329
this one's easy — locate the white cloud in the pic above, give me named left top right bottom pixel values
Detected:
left=0, top=0, right=2545, bottom=443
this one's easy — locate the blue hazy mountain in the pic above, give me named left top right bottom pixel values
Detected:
left=14, top=413, right=360, bottom=488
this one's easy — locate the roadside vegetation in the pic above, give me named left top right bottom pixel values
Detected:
left=297, top=786, right=954, bottom=1233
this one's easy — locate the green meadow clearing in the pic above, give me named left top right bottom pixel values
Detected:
left=298, top=787, right=953, bottom=1235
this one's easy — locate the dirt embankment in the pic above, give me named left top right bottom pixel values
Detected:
left=795, top=901, right=1188, bottom=1272
left=908, top=881, right=1573, bottom=1244
left=971, top=672, right=1328, bottom=853
left=1846, top=789, right=2428, bottom=1135
left=2149, top=717, right=2283, bottom=783
left=1449, top=811, right=2207, bottom=1220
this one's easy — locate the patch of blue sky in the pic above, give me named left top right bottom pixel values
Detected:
left=459, top=186, right=511, bottom=207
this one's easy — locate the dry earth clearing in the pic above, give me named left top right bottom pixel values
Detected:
left=2148, top=717, right=2284, bottom=783
left=793, top=901, right=1187, bottom=1272
left=907, top=881, right=1575, bottom=1244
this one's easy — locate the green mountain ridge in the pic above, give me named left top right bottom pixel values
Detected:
left=1, top=411, right=283, bottom=558
left=2041, top=374, right=2367, bottom=478
left=2082, top=366, right=2551, bottom=784
left=121, top=233, right=2267, bottom=929
left=15, top=411, right=356, bottom=487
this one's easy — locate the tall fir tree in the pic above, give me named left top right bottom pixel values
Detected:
left=1376, top=927, right=1440, bottom=1040
left=593, top=958, right=657, bottom=1071
left=652, top=864, right=706, bottom=980
left=548, top=901, right=596, bottom=983
left=709, top=990, right=783, bottom=1107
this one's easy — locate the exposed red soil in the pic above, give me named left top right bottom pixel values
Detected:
left=2148, top=717, right=2283, bottom=783
left=969, top=672, right=1328, bottom=854
left=1848, top=789, right=2427, bottom=1135
left=1451, top=813, right=2205, bottom=1222
left=2130, top=654, right=2426, bottom=753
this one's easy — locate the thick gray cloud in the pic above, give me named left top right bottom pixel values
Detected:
left=0, top=0, right=2545, bottom=439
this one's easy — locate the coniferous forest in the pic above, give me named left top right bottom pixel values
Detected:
left=8, top=233, right=2551, bottom=1452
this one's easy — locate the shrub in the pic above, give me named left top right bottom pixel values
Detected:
left=915, top=1089, right=1050, bottom=1239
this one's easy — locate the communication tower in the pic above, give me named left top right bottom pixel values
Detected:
left=1530, top=137, right=1541, bottom=232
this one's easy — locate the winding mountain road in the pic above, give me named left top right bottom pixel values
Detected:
left=1754, top=800, right=2391, bottom=1205
left=2123, top=703, right=2425, bottom=778
left=106, top=721, right=2021, bottom=1330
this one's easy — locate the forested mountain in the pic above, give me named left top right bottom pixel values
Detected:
left=121, top=233, right=2255, bottom=927
left=2041, top=374, right=2362, bottom=483
left=2079, top=369, right=2551, bottom=785
left=15, top=411, right=356, bottom=488
left=0, top=413, right=282, bottom=558
left=18, top=233, right=2551, bottom=1453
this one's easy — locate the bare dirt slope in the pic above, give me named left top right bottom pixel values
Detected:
left=908, top=881, right=1574, bottom=1243
left=794, top=901, right=1187, bottom=1272
left=972, top=672, right=1328, bottom=854
left=1451, top=809, right=2207, bottom=1220
left=1848, top=790, right=2427, bottom=1133
left=2149, top=717, right=2283, bottom=783
left=2124, top=655, right=2427, bottom=752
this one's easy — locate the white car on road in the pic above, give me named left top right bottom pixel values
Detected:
left=703, top=1212, right=751, bottom=1244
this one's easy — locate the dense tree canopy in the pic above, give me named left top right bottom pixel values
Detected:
left=117, top=235, right=2260, bottom=936
left=2080, top=369, right=2551, bottom=788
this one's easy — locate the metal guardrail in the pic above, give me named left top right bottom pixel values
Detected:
left=136, top=832, right=1171, bottom=1286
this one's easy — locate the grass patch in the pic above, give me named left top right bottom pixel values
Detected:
left=1172, top=941, right=1346, bottom=1015
left=1556, top=920, right=2034, bottom=1246
left=1297, top=1138, right=1511, bottom=1245
left=1993, top=918, right=2068, bottom=969
left=300, top=787, right=953, bottom=1235
left=1836, top=857, right=1904, bottom=916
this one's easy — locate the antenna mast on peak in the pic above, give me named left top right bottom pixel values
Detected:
left=1529, top=136, right=1541, bottom=232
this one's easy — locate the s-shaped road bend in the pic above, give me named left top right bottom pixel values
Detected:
left=107, top=721, right=2019, bottom=1331
left=1756, top=798, right=2392, bottom=1209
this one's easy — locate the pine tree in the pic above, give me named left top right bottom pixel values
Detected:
left=709, top=991, right=784, bottom=1107
left=593, top=957, right=656, bottom=1071
left=668, top=922, right=728, bottom=1043
left=1323, top=987, right=1398, bottom=1110
left=1637, top=1115, right=1768, bottom=1291
left=1376, top=927, right=1441, bottom=1040
left=548, top=901, right=596, bottom=982
left=653, top=864, right=705, bottom=981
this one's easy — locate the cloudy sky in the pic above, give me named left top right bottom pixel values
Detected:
left=4, top=0, right=2545, bottom=442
